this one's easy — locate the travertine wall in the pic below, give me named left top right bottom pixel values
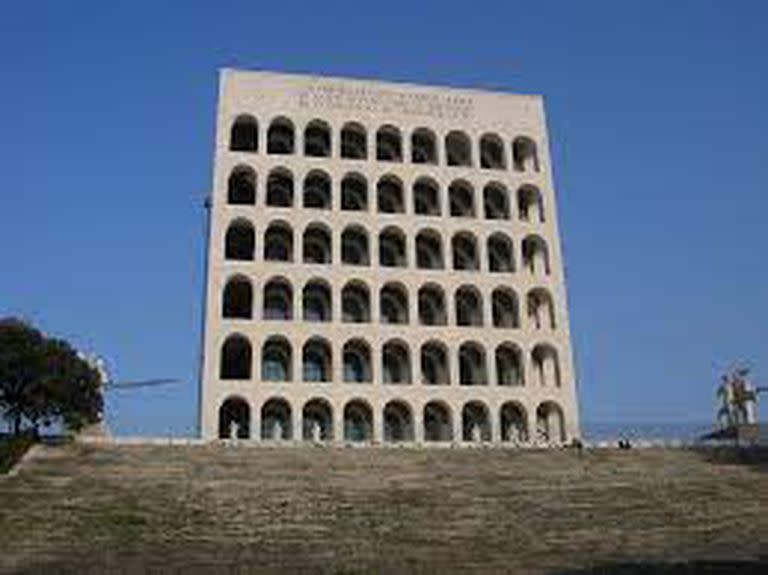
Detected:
left=199, top=69, right=580, bottom=445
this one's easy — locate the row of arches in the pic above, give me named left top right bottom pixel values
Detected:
left=223, top=278, right=556, bottom=330
left=218, top=396, right=565, bottom=444
left=219, top=336, right=562, bottom=388
left=229, top=115, right=541, bottom=172
left=225, top=222, right=551, bottom=275
left=227, top=167, right=545, bottom=223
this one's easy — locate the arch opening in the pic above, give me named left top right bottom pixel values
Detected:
left=483, top=184, right=509, bottom=220
left=218, top=397, right=250, bottom=439
left=341, top=173, right=367, bottom=211
left=416, top=230, right=444, bottom=269
left=536, top=401, right=565, bottom=444
left=449, top=181, right=475, bottom=218
left=304, top=120, right=331, bottom=157
left=480, top=134, right=506, bottom=170
left=459, top=342, right=487, bottom=386
left=492, top=288, right=520, bottom=328
left=376, top=125, right=402, bottom=162
left=225, top=220, right=255, bottom=261
left=380, top=283, right=409, bottom=324
left=379, top=227, right=407, bottom=267
left=382, top=340, right=411, bottom=384
left=411, top=128, right=437, bottom=164
left=303, top=224, right=332, bottom=264
left=230, top=115, right=258, bottom=153
left=227, top=166, right=256, bottom=205
left=501, top=402, right=528, bottom=443
left=263, top=278, right=293, bottom=321
left=303, top=398, right=333, bottom=441
left=513, top=136, right=539, bottom=172
left=303, top=280, right=332, bottom=322
left=342, top=282, right=370, bottom=323
left=424, top=401, right=453, bottom=442
left=342, top=226, right=370, bottom=266
left=220, top=335, right=252, bottom=380
left=343, top=339, right=372, bottom=383
left=341, top=123, right=367, bottom=160
left=303, top=171, right=331, bottom=209
left=303, top=338, right=332, bottom=382
left=261, top=337, right=292, bottom=382
left=418, top=285, right=447, bottom=326
left=413, top=178, right=440, bottom=216
left=455, top=287, right=483, bottom=327
left=383, top=400, right=414, bottom=442
left=462, top=401, right=491, bottom=442
left=264, top=222, right=293, bottom=262
left=266, top=169, right=294, bottom=207
left=452, top=233, right=479, bottom=270
left=267, top=118, right=294, bottom=155
left=261, top=398, right=292, bottom=440
left=496, top=344, right=524, bottom=387
left=222, top=276, right=253, bottom=319
left=344, top=400, right=373, bottom=441
left=421, top=341, right=449, bottom=385
left=377, top=176, right=404, bottom=214
left=445, top=131, right=472, bottom=167
left=488, top=233, right=515, bottom=273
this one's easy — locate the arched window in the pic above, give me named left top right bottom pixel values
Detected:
left=518, top=185, right=544, bottom=223
left=462, top=401, right=491, bottom=442
left=452, top=232, right=479, bottom=270
left=303, top=171, right=331, bottom=209
left=222, top=276, right=252, bottom=319
left=342, top=281, right=370, bottom=323
left=263, top=278, right=293, bottom=320
left=266, top=168, right=294, bottom=207
left=413, top=177, right=440, bottom=216
left=341, top=173, right=367, bottom=211
left=218, top=396, right=250, bottom=439
left=424, top=401, right=452, bottom=441
left=229, top=115, right=258, bottom=152
left=501, top=402, right=528, bottom=443
left=532, top=344, right=561, bottom=388
left=302, top=337, right=332, bottom=382
left=267, top=117, right=294, bottom=154
left=304, top=120, right=331, bottom=157
left=496, top=344, right=524, bottom=387
left=483, top=183, right=509, bottom=220
left=261, top=337, right=292, bottom=382
left=380, top=283, right=409, bottom=324
left=383, top=400, right=414, bottom=442
left=220, top=334, right=251, bottom=380
left=492, top=288, right=520, bottom=328
left=449, top=180, right=475, bottom=217
left=379, top=227, right=407, bottom=267
left=536, top=401, right=565, bottom=444
left=488, top=233, right=514, bottom=273
left=341, top=122, right=367, bottom=160
left=341, top=226, right=370, bottom=266
left=527, top=288, right=556, bottom=330
left=445, top=131, right=472, bottom=167
left=261, top=398, right=292, bottom=440
left=421, top=342, right=449, bottom=386
left=303, top=224, right=332, bottom=264
left=376, top=125, right=402, bottom=162
left=459, top=342, right=487, bottom=386
left=302, top=398, right=333, bottom=441
left=480, top=133, right=506, bottom=170
left=411, top=128, right=437, bottom=164
left=224, top=219, right=255, bottom=261
left=418, top=284, right=447, bottom=326
left=416, top=230, right=443, bottom=270
left=455, top=286, right=483, bottom=326
left=522, top=235, right=550, bottom=276
left=227, top=166, right=256, bottom=205
left=377, top=175, right=404, bottom=213
left=344, top=400, right=373, bottom=442
left=512, top=136, right=539, bottom=172
left=382, top=340, right=411, bottom=384
left=263, top=222, right=293, bottom=262
left=343, top=339, right=372, bottom=383
left=303, top=280, right=332, bottom=322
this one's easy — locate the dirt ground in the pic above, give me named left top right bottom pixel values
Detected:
left=0, top=443, right=766, bottom=574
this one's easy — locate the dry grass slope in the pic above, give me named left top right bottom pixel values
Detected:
left=0, top=443, right=766, bottom=574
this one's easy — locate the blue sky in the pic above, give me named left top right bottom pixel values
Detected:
left=1, top=1, right=766, bottom=436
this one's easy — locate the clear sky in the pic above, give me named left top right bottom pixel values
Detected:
left=1, top=1, right=766, bottom=436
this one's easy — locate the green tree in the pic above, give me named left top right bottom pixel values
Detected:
left=0, top=318, right=103, bottom=436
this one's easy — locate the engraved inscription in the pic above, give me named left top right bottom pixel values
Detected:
left=298, top=83, right=474, bottom=120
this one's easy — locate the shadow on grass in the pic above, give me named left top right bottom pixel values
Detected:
left=692, top=446, right=768, bottom=472
left=558, top=559, right=768, bottom=574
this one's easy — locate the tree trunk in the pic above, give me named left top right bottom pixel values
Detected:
left=13, top=414, right=22, bottom=436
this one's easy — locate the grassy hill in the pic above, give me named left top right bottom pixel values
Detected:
left=0, top=442, right=766, bottom=574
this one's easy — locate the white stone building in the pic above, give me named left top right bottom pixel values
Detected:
left=199, top=69, right=580, bottom=446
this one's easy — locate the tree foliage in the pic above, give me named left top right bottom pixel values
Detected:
left=0, top=318, right=103, bottom=435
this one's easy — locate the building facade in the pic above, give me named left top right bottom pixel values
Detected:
left=199, top=69, right=580, bottom=446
